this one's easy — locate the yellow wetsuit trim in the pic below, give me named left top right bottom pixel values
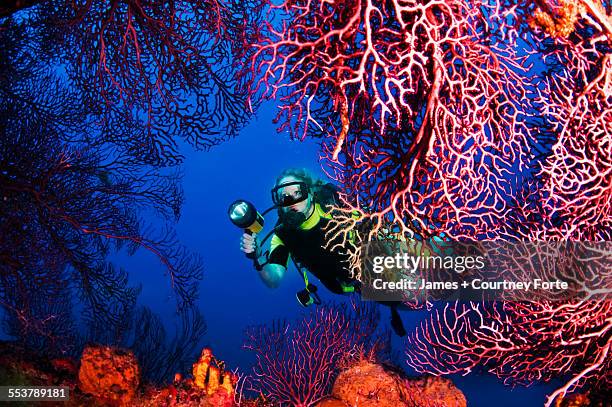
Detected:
left=302, top=202, right=331, bottom=229
left=270, top=234, right=285, bottom=252
left=270, top=203, right=329, bottom=250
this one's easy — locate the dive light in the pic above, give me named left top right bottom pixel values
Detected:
left=228, top=199, right=264, bottom=259
left=228, top=198, right=325, bottom=308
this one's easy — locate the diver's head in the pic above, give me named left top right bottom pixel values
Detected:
left=272, top=169, right=316, bottom=228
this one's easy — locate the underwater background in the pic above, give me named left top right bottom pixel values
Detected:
left=108, top=101, right=561, bottom=406
left=1, top=0, right=610, bottom=406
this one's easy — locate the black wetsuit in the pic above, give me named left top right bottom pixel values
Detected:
left=266, top=200, right=406, bottom=336
left=269, top=213, right=355, bottom=294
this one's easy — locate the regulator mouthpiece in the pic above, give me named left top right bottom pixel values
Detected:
left=228, top=200, right=264, bottom=234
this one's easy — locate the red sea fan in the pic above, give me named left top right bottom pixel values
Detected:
left=243, top=301, right=387, bottom=406
left=406, top=301, right=612, bottom=407
left=11, top=0, right=265, bottom=165
left=249, top=0, right=535, bottom=239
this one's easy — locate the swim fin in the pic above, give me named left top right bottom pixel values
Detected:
left=390, top=306, right=407, bottom=337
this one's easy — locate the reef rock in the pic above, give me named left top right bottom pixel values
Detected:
left=329, top=361, right=408, bottom=407
left=0, top=341, right=248, bottom=407
left=50, top=358, right=78, bottom=376
left=78, top=345, right=140, bottom=406
left=553, top=392, right=611, bottom=407
left=554, top=393, right=591, bottom=407
left=404, top=376, right=466, bottom=407
left=315, top=397, right=349, bottom=406
left=316, top=361, right=466, bottom=407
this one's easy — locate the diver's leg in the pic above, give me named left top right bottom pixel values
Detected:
left=377, top=301, right=407, bottom=337
left=390, top=304, right=407, bottom=337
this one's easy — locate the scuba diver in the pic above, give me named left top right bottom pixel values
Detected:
left=233, top=168, right=407, bottom=336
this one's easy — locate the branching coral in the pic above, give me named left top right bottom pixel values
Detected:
left=406, top=301, right=612, bottom=407
left=243, top=301, right=388, bottom=407
left=0, top=20, right=203, bottom=355
left=247, top=0, right=612, bottom=404
left=3, top=0, right=264, bottom=165
left=249, top=0, right=535, bottom=240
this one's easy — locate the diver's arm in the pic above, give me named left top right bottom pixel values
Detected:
left=257, top=263, right=286, bottom=289
left=241, top=232, right=287, bottom=288
left=256, top=240, right=289, bottom=288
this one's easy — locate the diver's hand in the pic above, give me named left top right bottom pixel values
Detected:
left=240, top=233, right=259, bottom=257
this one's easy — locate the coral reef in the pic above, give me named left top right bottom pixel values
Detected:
left=316, top=399, right=349, bottom=407
left=0, top=341, right=242, bottom=406
left=243, top=300, right=469, bottom=406
left=407, top=301, right=612, bottom=407
left=246, top=1, right=611, bottom=405
left=553, top=390, right=612, bottom=407
left=0, top=341, right=96, bottom=405
left=127, top=345, right=239, bottom=406
left=78, top=345, right=141, bottom=405
left=328, top=361, right=405, bottom=407
left=2, top=0, right=264, bottom=165
left=316, top=361, right=466, bottom=407
left=403, top=376, right=467, bottom=407
left=0, top=338, right=472, bottom=407
left=243, top=301, right=386, bottom=406
left=191, top=348, right=237, bottom=405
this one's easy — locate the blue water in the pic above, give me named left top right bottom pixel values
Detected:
left=116, top=101, right=560, bottom=406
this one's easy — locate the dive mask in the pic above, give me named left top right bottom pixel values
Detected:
left=271, top=181, right=310, bottom=207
